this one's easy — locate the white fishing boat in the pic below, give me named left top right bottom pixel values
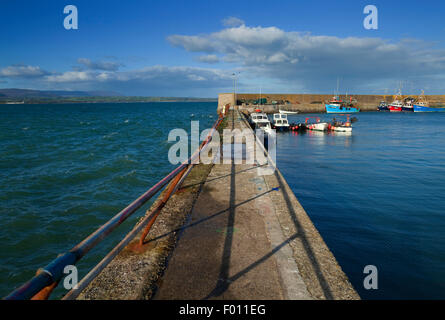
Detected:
left=330, top=124, right=352, bottom=133
left=5, top=101, right=25, bottom=104
left=307, top=122, right=329, bottom=131
left=305, top=117, right=328, bottom=131
left=272, top=113, right=290, bottom=131
left=249, top=112, right=269, bottom=126
left=328, top=115, right=355, bottom=132
left=250, top=111, right=273, bottom=134
left=279, top=109, right=299, bottom=115
left=255, top=121, right=273, bottom=134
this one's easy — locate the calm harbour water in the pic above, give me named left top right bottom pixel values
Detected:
left=1, top=103, right=444, bottom=299
left=278, top=112, right=445, bottom=299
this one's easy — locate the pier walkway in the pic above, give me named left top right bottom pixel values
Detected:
left=154, top=110, right=358, bottom=300
left=73, top=109, right=358, bottom=300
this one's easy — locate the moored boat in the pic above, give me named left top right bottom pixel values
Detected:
left=249, top=111, right=269, bottom=126
left=255, top=121, right=273, bottom=134
left=389, top=103, right=403, bottom=112
left=413, top=105, right=445, bottom=112
left=388, top=89, right=403, bottom=112
left=325, top=96, right=360, bottom=113
left=327, top=115, right=354, bottom=132
left=402, top=97, right=415, bottom=112
left=305, top=117, right=329, bottom=131
left=250, top=111, right=273, bottom=134
left=271, top=113, right=290, bottom=131
left=413, top=90, right=445, bottom=112
left=329, top=125, right=352, bottom=133
left=378, top=101, right=389, bottom=111
left=389, top=89, right=404, bottom=112
left=279, top=109, right=299, bottom=114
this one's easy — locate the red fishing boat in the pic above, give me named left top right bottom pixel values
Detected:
left=389, top=89, right=403, bottom=112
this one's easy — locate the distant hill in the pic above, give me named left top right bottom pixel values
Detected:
left=0, top=88, right=120, bottom=98
left=0, top=88, right=217, bottom=104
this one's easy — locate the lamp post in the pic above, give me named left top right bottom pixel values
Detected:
left=232, top=72, right=240, bottom=108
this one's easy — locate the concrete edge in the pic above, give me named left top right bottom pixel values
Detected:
left=238, top=109, right=359, bottom=300
left=263, top=167, right=360, bottom=300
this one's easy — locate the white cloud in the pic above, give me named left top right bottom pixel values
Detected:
left=36, top=65, right=234, bottom=95
left=168, top=24, right=445, bottom=93
left=77, top=58, right=122, bottom=71
left=196, top=54, right=220, bottom=64
left=168, top=35, right=216, bottom=53
left=0, top=65, right=50, bottom=78
left=46, top=71, right=94, bottom=82
left=222, top=17, right=244, bottom=27
left=6, top=23, right=445, bottom=95
left=0, top=61, right=236, bottom=95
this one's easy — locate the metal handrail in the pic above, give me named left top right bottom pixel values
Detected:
left=4, top=115, right=223, bottom=300
left=63, top=122, right=221, bottom=300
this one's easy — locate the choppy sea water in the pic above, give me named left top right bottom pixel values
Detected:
left=0, top=102, right=216, bottom=298
left=277, top=112, right=445, bottom=299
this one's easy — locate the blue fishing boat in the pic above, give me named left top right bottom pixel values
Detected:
left=325, top=96, right=360, bottom=113
left=413, top=90, right=445, bottom=112
left=413, top=105, right=445, bottom=112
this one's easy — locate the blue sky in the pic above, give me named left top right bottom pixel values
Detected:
left=1, top=0, right=445, bottom=96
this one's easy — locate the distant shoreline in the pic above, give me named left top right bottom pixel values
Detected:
left=0, top=89, right=218, bottom=104
left=0, top=98, right=218, bottom=105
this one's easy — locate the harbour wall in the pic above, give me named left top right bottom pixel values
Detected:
left=218, top=93, right=445, bottom=113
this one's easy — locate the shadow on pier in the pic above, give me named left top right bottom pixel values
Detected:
left=152, top=111, right=339, bottom=300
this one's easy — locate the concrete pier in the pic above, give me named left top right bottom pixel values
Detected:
left=79, top=109, right=359, bottom=300
left=153, top=110, right=358, bottom=300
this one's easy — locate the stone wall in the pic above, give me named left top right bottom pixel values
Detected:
left=218, top=93, right=445, bottom=113
left=217, top=93, right=235, bottom=113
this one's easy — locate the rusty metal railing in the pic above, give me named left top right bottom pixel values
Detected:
left=4, top=114, right=224, bottom=300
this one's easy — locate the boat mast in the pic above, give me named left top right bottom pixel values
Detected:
left=419, top=89, right=428, bottom=105
left=336, top=77, right=340, bottom=98
left=259, top=85, right=262, bottom=108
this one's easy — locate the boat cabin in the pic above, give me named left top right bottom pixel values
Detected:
left=250, top=112, right=269, bottom=124
left=272, top=113, right=289, bottom=130
left=329, top=96, right=344, bottom=106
